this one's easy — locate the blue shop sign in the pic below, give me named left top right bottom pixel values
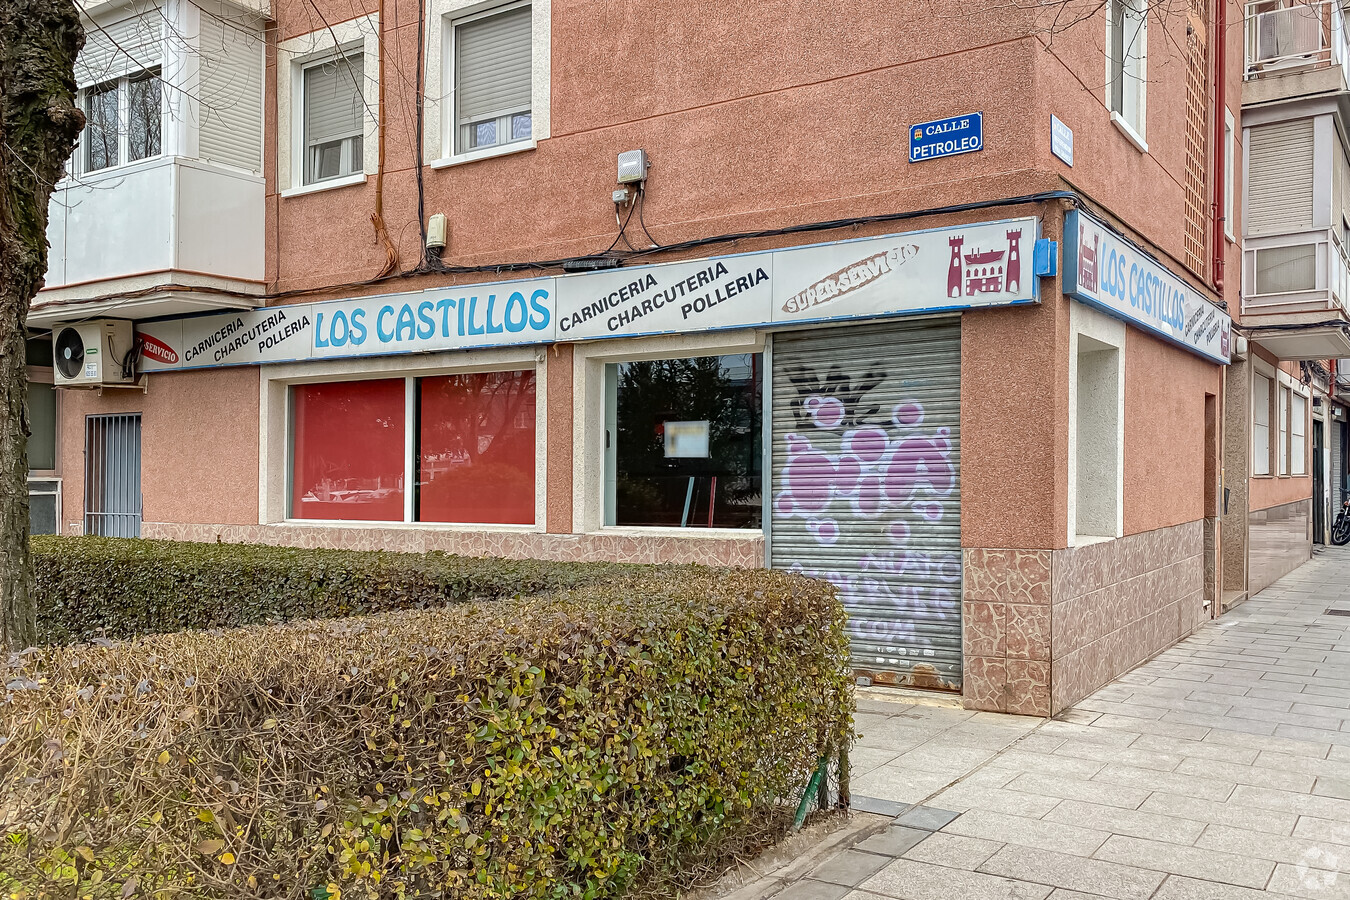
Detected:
left=1063, top=209, right=1231, bottom=364
left=909, top=113, right=983, bottom=163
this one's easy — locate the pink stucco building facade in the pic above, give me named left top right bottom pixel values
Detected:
left=32, top=0, right=1331, bottom=717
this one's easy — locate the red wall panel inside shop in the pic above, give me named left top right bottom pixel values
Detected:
left=418, top=372, right=535, bottom=525
left=291, top=379, right=406, bottom=521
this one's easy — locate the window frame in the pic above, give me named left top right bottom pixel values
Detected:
left=278, top=17, right=378, bottom=198
left=75, top=66, right=164, bottom=177
left=602, top=351, right=765, bottom=531
left=295, top=47, right=368, bottom=189
left=1106, top=0, right=1149, bottom=151
left=1278, top=383, right=1291, bottom=476
left=1224, top=108, right=1236, bottom=241
left=1290, top=390, right=1308, bottom=476
left=445, top=1, right=534, bottom=161
left=426, top=0, right=549, bottom=168
left=25, top=365, right=60, bottom=478
left=264, top=349, right=545, bottom=529
left=1252, top=369, right=1272, bottom=477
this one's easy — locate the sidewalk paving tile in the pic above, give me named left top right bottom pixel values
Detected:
left=942, top=808, right=1110, bottom=857
left=976, top=844, right=1166, bottom=899
left=1041, top=798, right=1206, bottom=845
left=894, top=805, right=961, bottom=832
left=1092, top=834, right=1276, bottom=889
left=810, top=850, right=895, bottom=887
left=860, top=858, right=1053, bottom=900
left=901, top=832, right=1004, bottom=870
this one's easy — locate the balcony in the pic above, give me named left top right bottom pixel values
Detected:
left=1244, top=0, right=1350, bottom=102
left=28, top=0, right=267, bottom=328
left=32, top=156, right=265, bottom=327
left=1242, top=227, right=1350, bottom=358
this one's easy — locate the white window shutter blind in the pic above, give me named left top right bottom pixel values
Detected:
left=455, top=6, right=531, bottom=125
left=1247, top=120, right=1315, bottom=233
left=76, top=14, right=162, bottom=86
left=305, top=54, right=365, bottom=145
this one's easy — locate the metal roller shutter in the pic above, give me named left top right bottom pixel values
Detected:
left=770, top=318, right=962, bottom=690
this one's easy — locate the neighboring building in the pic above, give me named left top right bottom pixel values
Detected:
left=30, top=0, right=1247, bottom=715
left=1225, top=0, right=1350, bottom=600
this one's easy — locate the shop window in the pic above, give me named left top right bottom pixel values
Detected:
left=418, top=370, right=535, bottom=524
left=451, top=4, right=532, bottom=156
left=1253, top=372, right=1272, bottom=476
left=301, top=52, right=365, bottom=185
left=1291, top=392, right=1307, bottom=476
left=605, top=354, right=762, bottom=529
left=290, top=379, right=405, bottom=521
left=1074, top=336, right=1121, bottom=540
left=1278, top=384, right=1290, bottom=475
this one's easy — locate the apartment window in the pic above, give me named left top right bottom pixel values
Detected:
left=1224, top=109, right=1236, bottom=241
left=81, top=68, right=162, bottom=173
left=452, top=4, right=532, bottom=156
left=605, top=354, right=763, bottom=529
left=1278, top=384, right=1291, bottom=475
left=1107, top=0, right=1147, bottom=143
left=301, top=53, right=365, bottom=185
left=1254, top=245, right=1317, bottom=295
left=1291, top=392, right=1307, bottom=476
left=289, top=371, right=537, bottom=524
left=1253, top=372, right=1272, bottom=476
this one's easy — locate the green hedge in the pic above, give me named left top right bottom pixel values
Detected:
left=3, top=567, right=853, bottom=899
left=31, top=536, right=629, bottom=645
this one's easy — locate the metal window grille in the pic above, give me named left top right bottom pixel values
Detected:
left=84, top=413, right=142, bottom=537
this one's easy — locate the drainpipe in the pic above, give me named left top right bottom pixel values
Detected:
left=1212, top=0, right=1228, bottom=290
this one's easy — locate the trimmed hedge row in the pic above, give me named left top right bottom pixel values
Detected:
left=31, top=536, right=627, bottom=645
left=3, top=566, right=853, bottom=898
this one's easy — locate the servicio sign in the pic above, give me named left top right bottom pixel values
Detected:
left=1063, top=209, right=1231, bottom=364
left=136, top=216, right=1041, bottom=371
left=909, top=113, right=983, bottom=163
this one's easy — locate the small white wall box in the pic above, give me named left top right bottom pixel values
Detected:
left=617, top=149, right=649, bottom=184
left=52, top=319, right=136, bottom=387
left=426, top=213, right=448, bottom=251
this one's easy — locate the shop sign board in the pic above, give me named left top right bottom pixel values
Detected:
left=137, top=217, right=1040, bottom=371
left=908, top=113, right=983, bottom=163
left=1063, top=209, right=1231, bottom=364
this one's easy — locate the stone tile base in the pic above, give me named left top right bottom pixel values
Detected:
left=141, top=522, right=764, bottom=567
left=964, top=520, right=1207, bottom=716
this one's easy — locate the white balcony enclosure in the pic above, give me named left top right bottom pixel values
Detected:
left=1245, top=0, right=1350, bottom=85
left=31, top=0, right=267, bottom=328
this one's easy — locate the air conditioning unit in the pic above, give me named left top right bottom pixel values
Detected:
left=51, top=320, right=137, bottom=387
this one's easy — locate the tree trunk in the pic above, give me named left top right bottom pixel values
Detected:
left=0, top=0, right=84, bottom=651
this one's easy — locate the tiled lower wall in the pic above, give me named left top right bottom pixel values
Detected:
left=141, top=523, right=765, bottom=567
left=1248, top=500, right=1311, bottom=597
left=964, top=519, right=1206, bottom=716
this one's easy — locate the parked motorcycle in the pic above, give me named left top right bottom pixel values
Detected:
left=1334, top=492, right=1350, bottom=546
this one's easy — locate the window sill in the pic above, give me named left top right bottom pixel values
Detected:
left=275, top=519, right=541, bottom=532
left=1072, top=534, right=1118, bottom=547
left=1110, top=112, right=1149, bottom=154
left=430, top=140, right=536, bottom=169
left=280, top=172, right=368, bottom=198
left=594, top=526, right=763, bottom=540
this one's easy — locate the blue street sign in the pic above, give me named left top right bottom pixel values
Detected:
left=909, top=113, right=983, bottom=163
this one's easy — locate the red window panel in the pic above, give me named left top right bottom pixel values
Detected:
left=291, top=379, right=406, bottom=521
left=418, top=371, right=535, bottom=525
